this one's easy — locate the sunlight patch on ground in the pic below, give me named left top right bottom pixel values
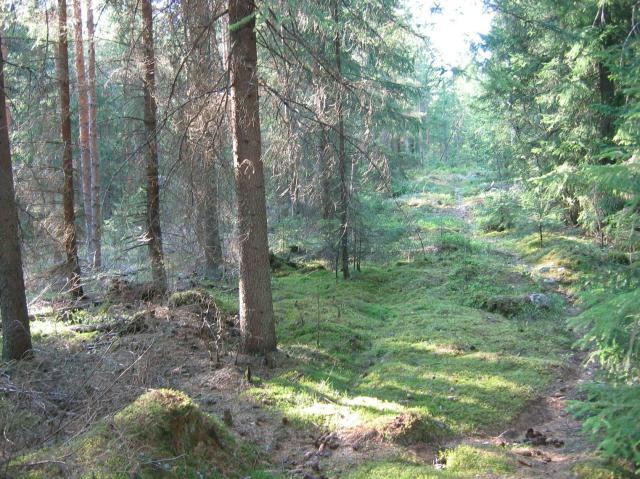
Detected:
left=343, top=395, right=405, bottom=413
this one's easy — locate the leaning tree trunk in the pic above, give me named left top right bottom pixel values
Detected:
left=72, top=0, right=93, bottom=257
left=0, top=33, right=32, bottom=360
left=333, top=0, right=349, bottom=279
left=141, top=0, right=167, bottom=292
left=57, top=0, right=84, bottom=298
left=228, top=0, right=276, bottom=354
left=86, top=0, right=101, bottom=268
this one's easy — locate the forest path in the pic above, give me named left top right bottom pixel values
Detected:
left=262, top=171, right=602, bottom=478
left=447, top=176, right=597, bottom=478
left=3, top=172, right=603, bottom=479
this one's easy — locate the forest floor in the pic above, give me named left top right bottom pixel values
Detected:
left=1, top=170, right=630, bottom=478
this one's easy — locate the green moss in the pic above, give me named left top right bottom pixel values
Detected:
left=341, top=460, right=452, bottom=479
left=11, top=389, right=277, bottom=479
left=251, top=247, right=571, bottom=436
left=379, top=411, right=450, bottom=445
left=205, top=288, right=240, bottom=315
left=341, top=444, right=514, bottom=478
left=168, top=289, right=215, bottom=308
left=572, top=460, right=634, bottom=479
left=444, top=444, right=515, bottom=475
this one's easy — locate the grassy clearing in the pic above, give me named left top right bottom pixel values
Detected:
left=342, top=444, right=516, bottom=478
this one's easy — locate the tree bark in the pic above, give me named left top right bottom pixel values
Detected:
left=0, top=33, right=32, bottom=361
left=333, top=0, right=349, bottom=279
left=312, top=44, right=333, bottom=220
left=141, top=0, right=167, bottom=292
left=184, top=0, right=223, bottom=276
left=595, top=5, right=616, bottom=143
left=86, top=0, right=101, bottom=268
left=203, top=153, right=222, bottom=274
left=318, top=126, right=332, bottom=219
left=57, top=0, right=84, bottom=298
left=228, top=0, right=276, bottom=353
left=72, top=0, right=93, bottom=256
left=0, top=33, right=10, bottom=132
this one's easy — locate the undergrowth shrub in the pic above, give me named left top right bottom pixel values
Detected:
left=571, top=289, right=640, bottom=377
left=438, top=232, right=475, bottom=252
left=570, top=382, right=640, bottom=472
left=478, top=189, right=519, bottom=232
left=570, top=289, right=640, bottom=471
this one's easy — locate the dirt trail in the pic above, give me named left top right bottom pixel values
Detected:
left=454, top=350, right=596, bottom=478
left=451, top=181, right=597, bottom=478
left=3, top=176, right=601, bottom=478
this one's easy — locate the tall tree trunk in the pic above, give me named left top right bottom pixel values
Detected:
left=57, top=0, right=84, bottom=298
left=184, top=0, right=223, bottom=276
left=595, top=9, right=616, bottom=144
left=203, top=156, right=222, bottom=275
left=72, top=0, right=93, bottom=256
left=228, top=0, right=276, bottom=354
left=312, top=45, right=333, bottom=220
left=86, top=0, right=101, bottom=268
left=318, top=127, right=332, bottom=219
left=333, top=0, right=349, bottom=279
left=0, top=33, right=11, bottom=132
left=0, top=33, right=32, bottom=360
left=141, top=0, right=167, bottom=292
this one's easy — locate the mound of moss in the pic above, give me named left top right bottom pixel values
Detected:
left=379, top=411, right=449, bottom=446
left=168, top=289, right=217, bottom=309
left=13, top=389, right=274, bottom=478
left=482, top=293, right=551, bottom=317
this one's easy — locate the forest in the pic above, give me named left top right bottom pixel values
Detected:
left=0, top=0, right=639, bottom=477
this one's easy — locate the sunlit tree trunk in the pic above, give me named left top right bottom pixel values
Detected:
left=0, top=33, right=32, bottom=360
left=86, top=0, right=101, bottom=268
left=72, top=0, right=93, bottom=256
left=57, top=0, right=84, bottom=298
left=0, top=33, right=10, bottom=132
left=141, top=0, right=167, bottom=292
left=228, top=0, right=276, bottom=353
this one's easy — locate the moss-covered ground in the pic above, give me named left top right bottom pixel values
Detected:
left=236, top=169, right=582, bottom=477
left=10, top=389, right=276, bottom=478
left=2, top=168, right=632, bottom=478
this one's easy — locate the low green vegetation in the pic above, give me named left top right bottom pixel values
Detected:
left=244, top=172, right=575, bottom=479
left=342, top=444, right=516, bottom=479
left=7, top=168, right=636, bottom=477
left=11, top=389, right=277, bottom=479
